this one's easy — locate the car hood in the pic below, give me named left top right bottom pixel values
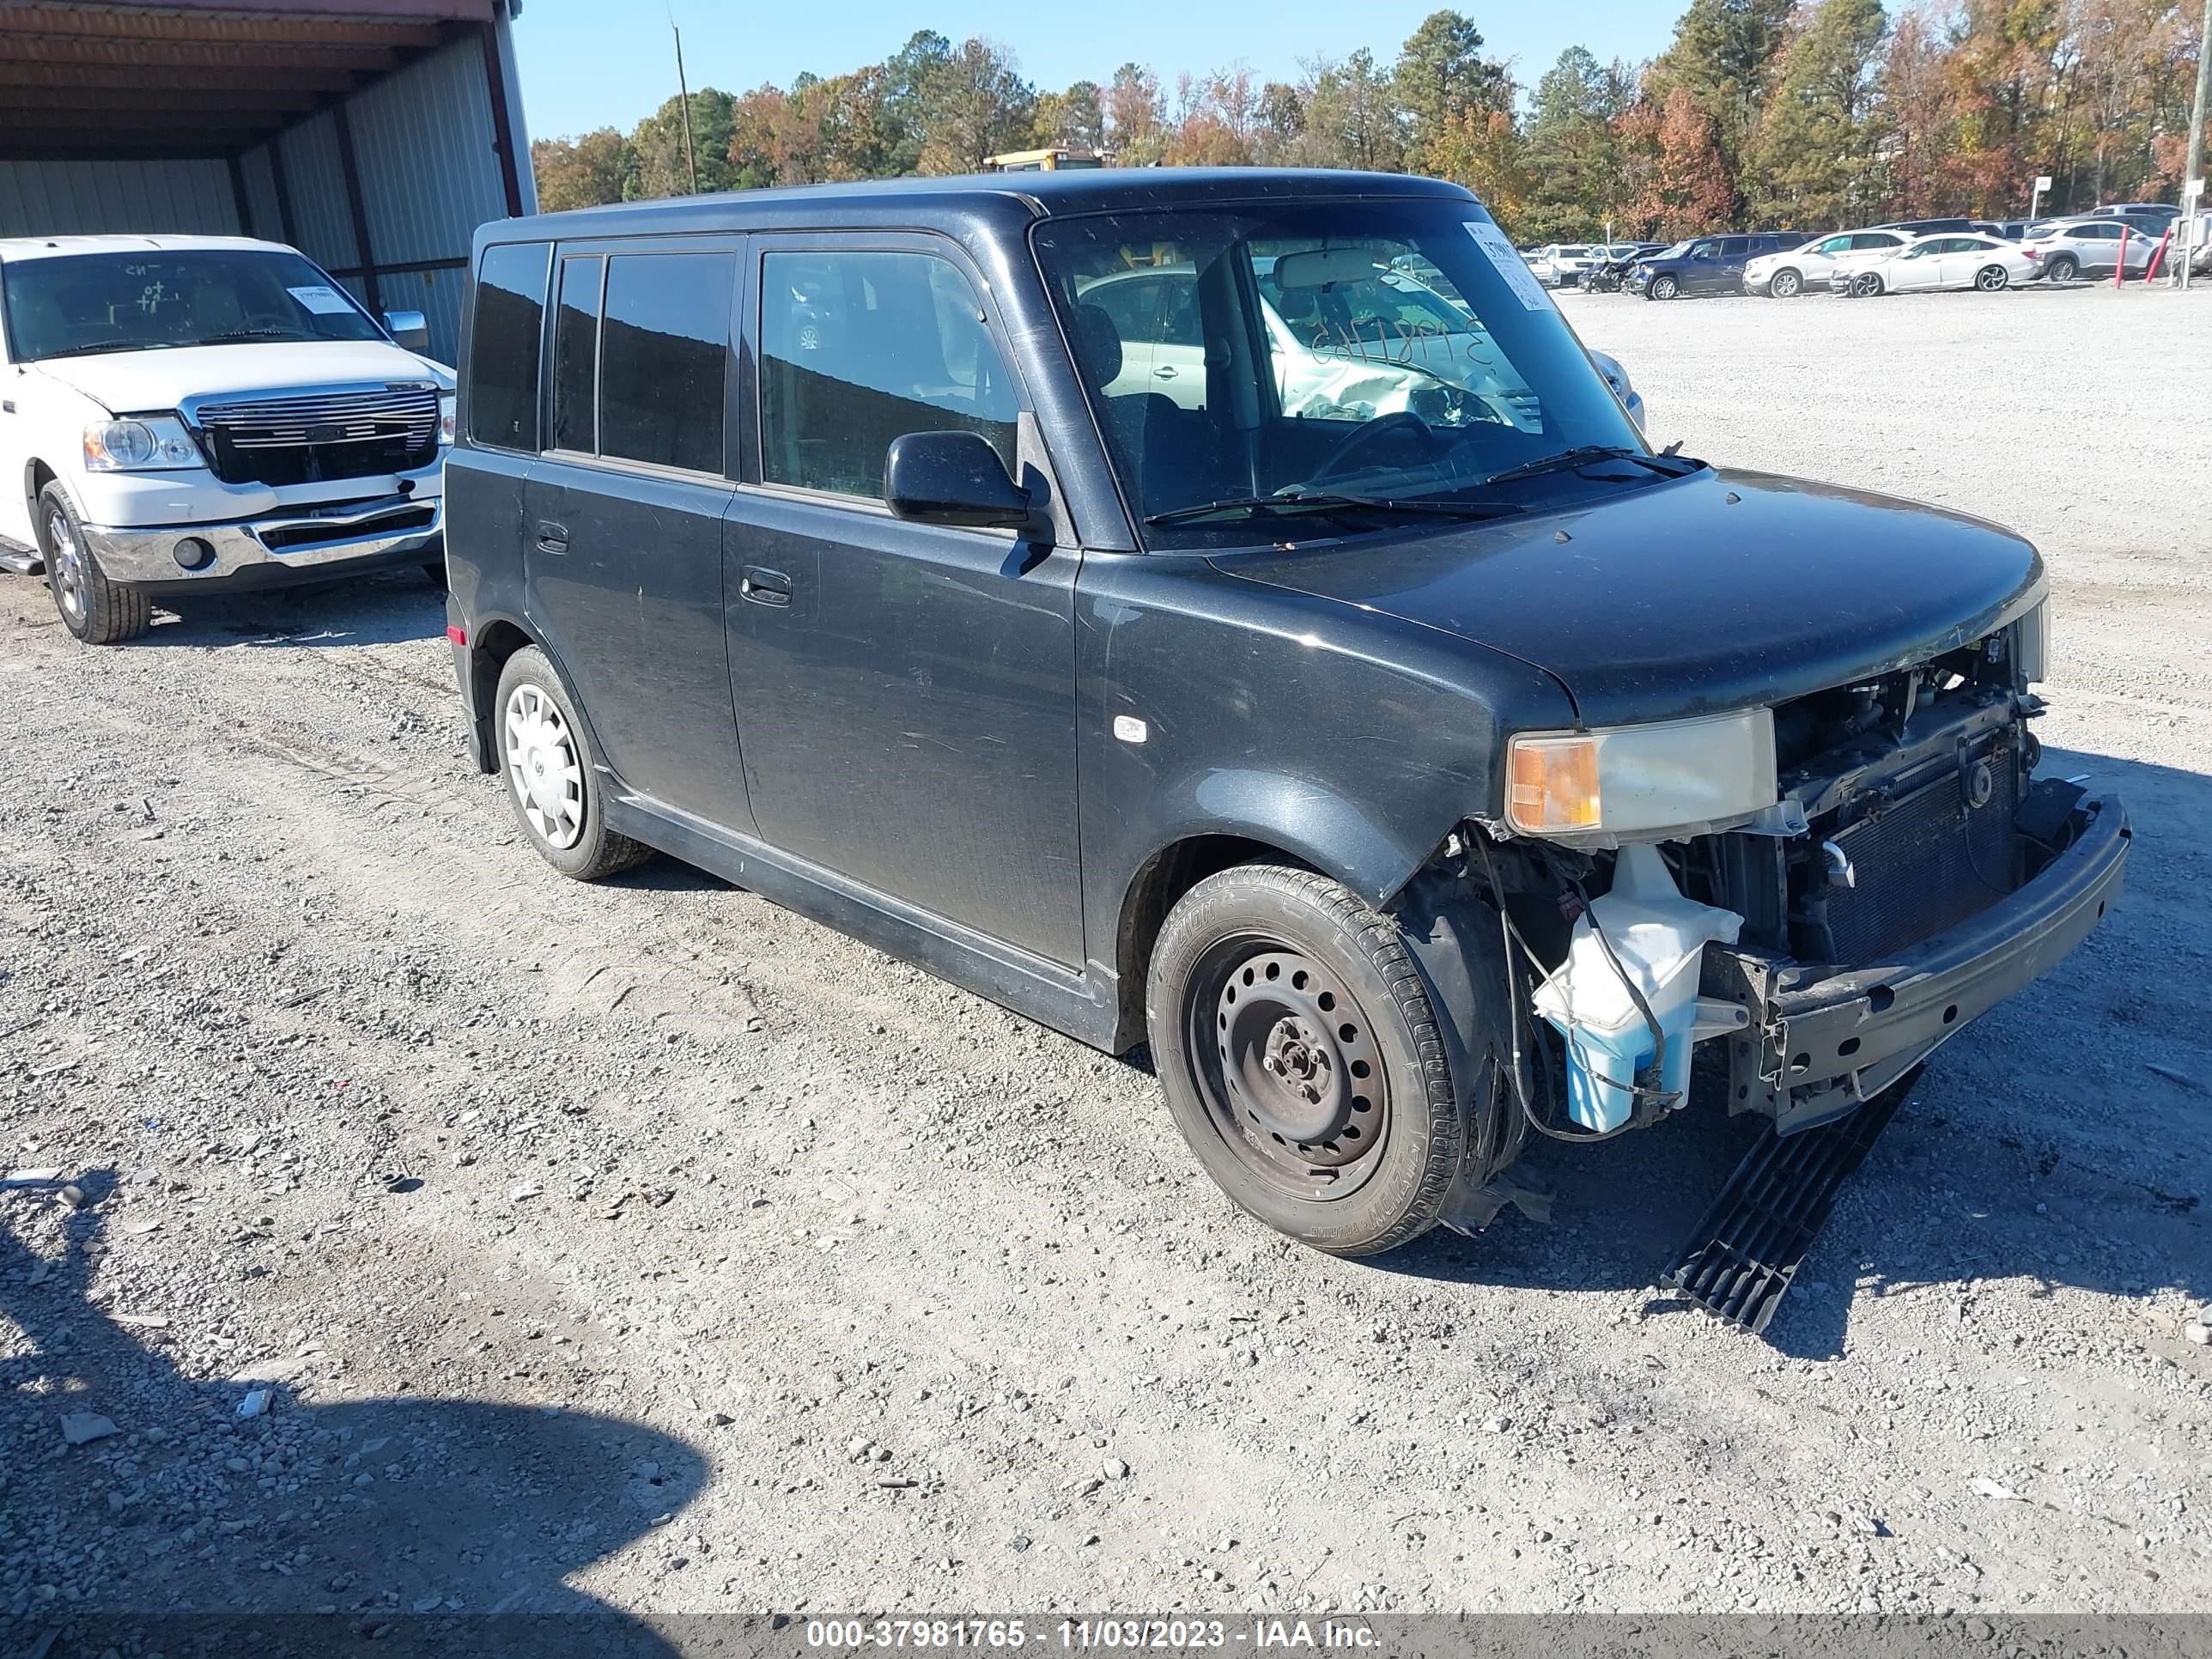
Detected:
left=1207, top=466, right=2045, bottom=727
left=31, top=339, right=453, bottom=415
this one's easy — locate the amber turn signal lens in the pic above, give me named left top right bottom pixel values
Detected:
left=1507, top=736, right=1601, bottom=833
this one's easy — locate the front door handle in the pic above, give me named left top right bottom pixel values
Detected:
left=535, top=520, right=568, bottom=555
left=1154, top=365, right=1177, bottom=380
left=740, top=565, right=792, bottom=607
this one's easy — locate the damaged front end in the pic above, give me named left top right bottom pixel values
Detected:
left=1437, top=603, right=2129, bottom=1237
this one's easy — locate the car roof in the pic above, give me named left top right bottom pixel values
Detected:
left=0, top=234, right=295, bottom=264
left=483, top=167, right=1476, bottom=252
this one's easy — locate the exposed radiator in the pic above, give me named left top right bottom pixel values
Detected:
left=1819, top=755, right=2019, bottom=963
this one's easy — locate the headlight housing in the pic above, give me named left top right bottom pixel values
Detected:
left=82, top=416, right=203, bottom=472
left=1506, top=708, right=1778, bottom=844
left=439, top=392, right=457, bottom=447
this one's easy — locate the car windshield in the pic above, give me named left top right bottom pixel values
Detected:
left=1034, top=201, right=1650, bottom=548
left=1, top=248, right=385, bottom=362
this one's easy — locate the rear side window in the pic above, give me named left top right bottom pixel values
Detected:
left=759, top=247, right=1020, bottom=501
left=600, top=253, right=734, bottom=474
left=552, top=254, right=602, bottom=454
left=468, top=242, right=550, bottom=451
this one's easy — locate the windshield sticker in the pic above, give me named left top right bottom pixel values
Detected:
left=288, top=284, right=355, bottom=316
left=1464, top=222, right=1553, bottom=313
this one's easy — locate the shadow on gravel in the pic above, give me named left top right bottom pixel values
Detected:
left=1376, top=746, right=2209, bottom=1358
left=139, top=569, right=447, bottom=651
left=3, top=1176, right=707, bottom=1656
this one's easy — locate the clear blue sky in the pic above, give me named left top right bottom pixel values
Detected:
left=512, top=0, right=1685, bottom=141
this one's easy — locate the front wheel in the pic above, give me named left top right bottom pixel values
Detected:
left=1769, top=269, right=1802, bottom=299
left=1146, top=864, right=1462, bottom=1256
left=494, top=646, right=653, bottom=881
left=38, top=483, right=149, bottom=645
left=1850, top=271, right=1885, bottom=298
left=1648, top=274, right=1680, bottom=301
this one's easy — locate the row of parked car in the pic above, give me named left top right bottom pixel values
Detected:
left=1523, top=201, right=2208, bottom=301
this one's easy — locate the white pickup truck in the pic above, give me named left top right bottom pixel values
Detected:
left=0, top=234, right=455, bottom=643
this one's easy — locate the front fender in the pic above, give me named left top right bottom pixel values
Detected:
left=1150, top=768, right=1439, bottom=912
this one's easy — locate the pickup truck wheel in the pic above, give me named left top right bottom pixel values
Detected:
left=494, top=646, right=651, bottom=881
left=38, top=483, right=150, bottom=646
left=1146, top=864, right=1460, bottom=1256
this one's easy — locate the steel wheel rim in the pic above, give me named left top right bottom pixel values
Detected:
left=1187, top=936, right=1390, bottom=1202
left=502, top=684, right=586, bottom=850
left=46, top=508, right=86, bottom=626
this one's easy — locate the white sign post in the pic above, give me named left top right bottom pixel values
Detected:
left=2029, top=174, right=2053, bottom=224
left=2185, top=177, right=2205, bottom=290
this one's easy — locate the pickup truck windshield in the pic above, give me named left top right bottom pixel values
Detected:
left=2, top=249, right=386, bottom=363
left=1032, top=202, right=1648, bottom=548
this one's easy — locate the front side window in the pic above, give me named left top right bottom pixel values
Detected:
left=760, top=247, right=1021, bottom=501
left=599, top=252, right=732, bottom=473
left=1811, top=236, right=1850, bottom=256
left=1034, top=202, right=1649, bottom=549
left=469, top=241, right=549, bottom=451
left=2, top=247, right=385, bottom=363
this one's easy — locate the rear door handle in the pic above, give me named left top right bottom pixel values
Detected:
left=535, top=520, right=568, bottom=554
left=740, top=565, right=792, bottom=607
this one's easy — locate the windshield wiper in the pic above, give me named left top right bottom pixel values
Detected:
left=196, top=327, right=307, bottom=345
left=1481, top=445, right=1706, bottom=488
left=1146, top=490, right=1527, bottom=527
left=35, top=341, right=161, bottom=360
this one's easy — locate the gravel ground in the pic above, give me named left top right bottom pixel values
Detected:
left=3, top=280, right=2209, bottom=1641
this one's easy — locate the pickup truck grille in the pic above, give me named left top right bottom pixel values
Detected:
left=1822, top=757, right=2019, bottom=963
left=192, top=386, right=440, bottom=488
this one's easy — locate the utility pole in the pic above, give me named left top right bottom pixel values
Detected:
left=672, top=18, right=700, bottom=196
left=2185, top=0, right=2210, bottom=286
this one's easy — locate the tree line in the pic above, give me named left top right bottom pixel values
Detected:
left=532, top=1, right=2209, bottom=241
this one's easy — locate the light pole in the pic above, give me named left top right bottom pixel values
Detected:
left=2184, top=0, right=2209, bottom=286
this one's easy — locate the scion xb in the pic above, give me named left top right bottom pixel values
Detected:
left=442, top=172, right=2125, bottom=1320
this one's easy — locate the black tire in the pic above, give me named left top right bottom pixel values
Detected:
left=2045, top=253, right=2079, bottom=283
left=1975, top=264, right=2009, bottom=292
left=1769, top=269, right=1802, bottom=298
left=1145, top=863, right=1462, bottom=1257
left=37, top=483, right=149, bottom=645
left=422, top=558, right=448, bottom=589
left=1648, top=274, right=1680, bottom=301
left=492, top=645, right=652, bottom=881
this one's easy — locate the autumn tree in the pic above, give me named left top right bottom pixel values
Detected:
left=1393, top=10, right=1512, bottom=170
left=532, top=128, right=632, bottom=211
left=1292, top=50, right=1407, bottom=170
left=1103, top=63, right=1168, bottom=166
left=912, top=38, right=1036, bottom=173
left=1031, top=80, right=1105, bottom=150
left=1647, top=0, right=1796, bottom=216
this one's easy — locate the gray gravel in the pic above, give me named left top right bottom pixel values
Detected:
left=3, top=281, right=2209, bottom=1628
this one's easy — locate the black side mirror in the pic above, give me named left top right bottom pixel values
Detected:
left=884, top=430, right=1031, bottom=530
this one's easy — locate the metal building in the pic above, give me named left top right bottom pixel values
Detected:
left=0, top=0, right=536, bottom=364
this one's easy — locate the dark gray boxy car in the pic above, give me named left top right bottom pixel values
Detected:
left=442, top=170, right=2126, bottom=1315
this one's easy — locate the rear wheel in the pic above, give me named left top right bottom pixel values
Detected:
left=2045, top=253, right=2080, bottom=283
left=494, top=646, right=652, bottom=881
left=1146, top=864, right=1462, bottom=1256
left=1769, top=269, right=1802, bottom=298
left=1975, top=264, right=2009, bottom=292
left=1648, top=274, right=1680, bottom=301
left=1850, top=271, right=1885, bottom=298
left=38, top=483, right=149, bottom=646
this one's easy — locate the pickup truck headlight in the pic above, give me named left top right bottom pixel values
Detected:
left=82, top=416, right=203, bottom=472
left=1506, top=708, right=1778, bottom=840
left=439, top=392, right=457, bottom=446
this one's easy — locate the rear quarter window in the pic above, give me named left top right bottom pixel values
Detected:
left=468, top=242, right=550, bottom=452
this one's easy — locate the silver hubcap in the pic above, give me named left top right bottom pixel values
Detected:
left=47, top=508, right=86, bottom=625
left=503, top=684, right=585, bottom=850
